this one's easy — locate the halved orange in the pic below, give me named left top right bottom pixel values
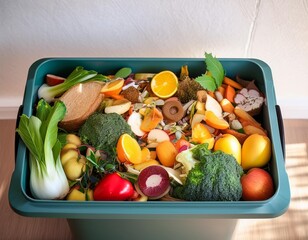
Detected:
left=117, top=133, right=142, bottom=164
left=150, top=70, right=178, bottom=99
left=204, top=110, right=229, bottom=130
left=101, top=78, right=124, bottom=96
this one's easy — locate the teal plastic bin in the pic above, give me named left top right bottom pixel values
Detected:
left=9, top=58, right=290, bottom=240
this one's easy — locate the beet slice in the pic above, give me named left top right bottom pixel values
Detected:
left=137, top=165, right=170, bottom=199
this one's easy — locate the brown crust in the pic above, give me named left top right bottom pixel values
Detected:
left=59, top=81, right=104, bottom=131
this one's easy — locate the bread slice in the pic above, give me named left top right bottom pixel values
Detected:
left=59, top=81, right=104, bottom=131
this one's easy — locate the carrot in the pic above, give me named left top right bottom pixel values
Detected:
left=225, top=85, right=236, bottom=103
left=223, top=77, right=243, bottom=89
left=217, top=86, right=225, bottom=97
left=105, top=93, right=125, bottom=100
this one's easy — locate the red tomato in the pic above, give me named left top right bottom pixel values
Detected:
left=93, top=173, right=134, bottom=201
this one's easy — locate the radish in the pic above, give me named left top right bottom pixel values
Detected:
left=137, top=165, right=170, bottom=199
left=45, top=74, right=65, bottom=86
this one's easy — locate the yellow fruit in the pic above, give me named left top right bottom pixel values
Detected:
left=150, top=70, right=178, bottom=99
left=156, top=141, right=177, bottom=167
left=141, top=147, right=151, bottom=162
left=67, top=188, right=94, bottom=201
left=66, top=134, right=81, bottom=146
left=214, top=134, right=241, bottom=165
left=241, top=133, right=271, bottom=170
left=63, top=157, right=86, bottom=181
left=191, top=122, right=214, bottom=149
left=117, top=133, right=142, bottom=164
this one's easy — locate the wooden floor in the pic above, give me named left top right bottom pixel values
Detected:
left=1, top=119, right=307, bottom=240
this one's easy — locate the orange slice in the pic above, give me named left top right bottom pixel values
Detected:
left=204, top=110, right=229, bottom=130
left=150, top=70, right=178, bottom=99
left=117, top=133, right=142, bottom=164
left=101, top=78, right=124, bottom=96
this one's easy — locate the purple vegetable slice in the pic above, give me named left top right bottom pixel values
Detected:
left=137, top=165, right=170, bottom=199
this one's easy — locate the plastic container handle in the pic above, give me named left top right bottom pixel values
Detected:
left=15, top=105, right=23, bottom=162
left=275, top=105, right=285, bottom=160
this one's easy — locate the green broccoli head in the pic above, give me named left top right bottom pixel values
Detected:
left=173, top=151, right=243, bottom=201
left=79, top=112, right=134, bottom=156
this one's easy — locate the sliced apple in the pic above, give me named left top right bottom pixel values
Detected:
left=147, top=129, right=170, bottom=148
left=104, top=99, right=131, bottom=114
left=127, top=112, right=146, bottom=137
left=190, top=113, right=205, bottom=129
left=205, top=94, right=223, bottom=118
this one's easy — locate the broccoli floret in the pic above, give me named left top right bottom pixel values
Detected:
left=173, top=151, right=243, bottom=201
left=79, top=112, right=134, bottom=156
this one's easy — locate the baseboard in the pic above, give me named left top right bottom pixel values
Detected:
left=0, top=97, right=307, bottom=120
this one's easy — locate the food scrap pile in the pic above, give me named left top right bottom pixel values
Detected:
left=16, top=53, right=275, bottom=202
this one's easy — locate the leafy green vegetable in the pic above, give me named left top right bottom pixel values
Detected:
left=16, top=99, right=69, bottom=199
left=38, top=66, right=107, bottom=102
left=195, top=52, right=225, bottom=91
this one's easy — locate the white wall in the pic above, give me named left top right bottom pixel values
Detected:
left=1, top=0, right=308, bottom=119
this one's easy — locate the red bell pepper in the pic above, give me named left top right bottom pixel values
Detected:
left=93, top=173, right=134, bottom=201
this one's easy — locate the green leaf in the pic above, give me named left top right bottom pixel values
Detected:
left=205, top=53, right=224, bottom=88
left=195, top=74, right=217, bottom=92
left=42, top=101, right=66, bottom=153
left=16, top=115, right=44, bottom=164
left=115, top=67, right=132, bottom=78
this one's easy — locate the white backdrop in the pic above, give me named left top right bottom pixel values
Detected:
left=1, top=0, right=308, bottom=118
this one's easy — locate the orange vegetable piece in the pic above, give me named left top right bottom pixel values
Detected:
left=140, top=107, right=163, bottom=132
left=204, top=110, right=229, bottom=130
left=191, top=123, right=214, bottom=149
left=101, top=78, right=124, bottom=96
left=225, top=85, right=236, bottom=103
left=117, top=133, right=142, bottom=164
left=156, top=140, right=178, bottom=167
left=220, top=98, right=234, bottom=113
left=105, top=93, right=125, bottom=100
left=217, top=86, right=225, bottom=97
left=223, top=77, right=243, bottom=89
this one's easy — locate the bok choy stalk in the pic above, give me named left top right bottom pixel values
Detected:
left=16, top=99, right=69, bottom=199
left=38, top=66, right=106, bottom=102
